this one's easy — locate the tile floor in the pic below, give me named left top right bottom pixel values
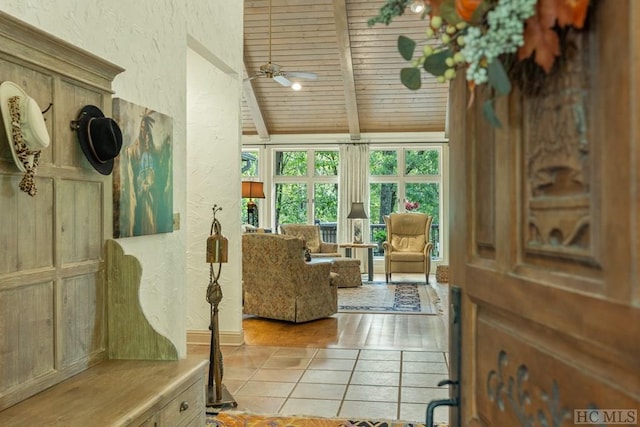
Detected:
left=218, top=345, right=451, bottom=424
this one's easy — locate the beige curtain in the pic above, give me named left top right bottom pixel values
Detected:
left=338, top=143, right=369, bottom=271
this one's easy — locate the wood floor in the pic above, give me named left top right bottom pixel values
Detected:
left=190, top=273, right=450, bottom=354
left=242, top=311, right=447, bottom=351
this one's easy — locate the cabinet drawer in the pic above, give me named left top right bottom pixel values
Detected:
left=158, top=377, right=205, bottom=427
left=138, top=415, right=156, bottom=426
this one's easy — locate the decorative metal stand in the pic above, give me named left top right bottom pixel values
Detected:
left=205, top=205, right=237, bottom=413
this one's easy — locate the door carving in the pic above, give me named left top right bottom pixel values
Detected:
left=524, top=28, right=591, bottom=259
left=448, top=1, right=640, bottom=426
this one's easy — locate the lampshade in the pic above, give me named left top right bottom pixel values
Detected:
left=242, top=181, right=265, bottom=199
left=347, top=202, right=368, bottom=219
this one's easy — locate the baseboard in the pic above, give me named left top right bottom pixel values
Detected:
left=187, top=329, right=244, bottom=347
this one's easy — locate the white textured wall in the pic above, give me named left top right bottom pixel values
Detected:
left=1, top=1, right=244, bottom=357
left=186, top=48, right=243, bottom=335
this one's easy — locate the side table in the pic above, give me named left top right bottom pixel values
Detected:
left=339, top=243, right=378, bottom=282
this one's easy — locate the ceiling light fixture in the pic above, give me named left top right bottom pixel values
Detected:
left=410, top=0, right=426, bottom=13
left=291, top=82, right=302, bottom=91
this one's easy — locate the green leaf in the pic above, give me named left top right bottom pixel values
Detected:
left=488, top=59, right=511, bottom=96
left=401, top=67, right=421, bottom=90
left=471, top=0, right=492, bottom=24
left=482, top=99, right=502, bottom=128
left=423, top=49, right=452, bottom=77
left=440, top=0, right=461, bottom=25
left=398, top=36, right=416, bottom=61
left=367, top=0, right=411, bottom=26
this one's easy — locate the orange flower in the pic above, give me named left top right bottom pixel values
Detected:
left=455, top=0, right=482, bottom=22
left=557, top=0, right=590, bottom=28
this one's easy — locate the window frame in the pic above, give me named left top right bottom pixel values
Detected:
left=369, top=145, right=444, bottom=260
left=271, top=147, right=339, bottom=229
left=241, top=141, right=448, bottom=266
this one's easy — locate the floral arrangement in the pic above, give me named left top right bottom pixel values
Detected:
left=369, top=0, right=591, bottom=126
left=404, top=199, right=420, bottom=211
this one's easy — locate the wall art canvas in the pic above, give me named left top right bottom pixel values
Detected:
left=112, top=98, right=173, bottom=238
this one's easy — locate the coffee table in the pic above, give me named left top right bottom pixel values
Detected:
left=339, top=243, right=378, bottom=281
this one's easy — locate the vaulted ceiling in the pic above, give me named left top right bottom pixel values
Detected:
left=242, top=0, right=450, bottom=141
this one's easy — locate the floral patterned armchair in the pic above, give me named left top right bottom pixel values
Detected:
left=242, top=233, right=337, bottom=323
left=279, top=224, right=341, bottom=258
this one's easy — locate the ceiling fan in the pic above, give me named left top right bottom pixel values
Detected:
left=246, top=0, right=318, bottom=89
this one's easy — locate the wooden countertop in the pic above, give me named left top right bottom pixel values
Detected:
left=0, top=357, right=208, bottom=426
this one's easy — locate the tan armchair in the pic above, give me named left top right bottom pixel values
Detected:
left=382, top=213, right=434, bottom=283
left=279, top=224, right=341, bottom=258
left=242, top=233, right=337, bottom=323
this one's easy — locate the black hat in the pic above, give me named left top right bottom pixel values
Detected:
left=72, top=105, right=122, bottom=175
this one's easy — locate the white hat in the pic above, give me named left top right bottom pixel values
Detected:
left=0, top=81, right=50, bottom=195
left=0, top=81, right=50, bottom=172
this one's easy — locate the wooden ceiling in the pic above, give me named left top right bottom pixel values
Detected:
left=242, top=0, right=450, bottom=141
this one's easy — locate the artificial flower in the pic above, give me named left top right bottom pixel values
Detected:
left=369, top=0, right=591, bottom=127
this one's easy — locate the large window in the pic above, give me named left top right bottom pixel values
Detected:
left=274, top=149, right=339, bottom=236
left=240, top=144, right=446, bottom=258
left=369, top=148, right=442, bottom=258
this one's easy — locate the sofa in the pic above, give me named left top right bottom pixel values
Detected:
left=242, top=233, right=337, bottom=322
left=279, top=224, right=342, bottom=258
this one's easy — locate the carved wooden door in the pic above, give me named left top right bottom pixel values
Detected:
left=446, top=2, right=639, bottom=426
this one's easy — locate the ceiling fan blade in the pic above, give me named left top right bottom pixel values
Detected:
left=273, top=75, right=293, bottom=87
left=284, top=71, right=318, bottom=80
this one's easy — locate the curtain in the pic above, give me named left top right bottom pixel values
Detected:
left=339, top=143, right=369, bottom=271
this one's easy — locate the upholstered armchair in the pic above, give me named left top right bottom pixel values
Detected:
left=279, top=224, right=341, bottom=258
left=382, top=213, right=434, bottom=283
left=242, top=233, right=337, bottom=323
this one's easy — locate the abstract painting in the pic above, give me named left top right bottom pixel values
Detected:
left=112, top=98, right=173, bottom=237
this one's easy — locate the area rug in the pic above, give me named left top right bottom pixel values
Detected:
left=206, top=411, right=446, bottom=427
left=337, top=282, right=441, bottom=314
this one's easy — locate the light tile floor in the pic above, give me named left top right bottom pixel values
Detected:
left=218, top=345, right=451, bottom=424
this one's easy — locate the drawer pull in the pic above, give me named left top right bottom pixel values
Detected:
left=179, top=401, right=189, bottom=412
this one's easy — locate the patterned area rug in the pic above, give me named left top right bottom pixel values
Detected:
left=338, top=282, right=441, bottom=314
left=206, top=411, right=444, bottom=427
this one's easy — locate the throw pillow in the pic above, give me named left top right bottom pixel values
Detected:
left=306, top=241, right=320, bottom=253
left=391, top=235, right=426, bottom=252
left=298, top=231, right=320, bottom=253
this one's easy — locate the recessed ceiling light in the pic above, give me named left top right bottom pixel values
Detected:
left=291, top=82, right=302, bottom=91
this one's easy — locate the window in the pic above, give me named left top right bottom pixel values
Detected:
left=241, top=150, right=259, bottom=176
left=241, top=144, right=445, bottom=258
left=241, top=149, right=260, bottom=224
left=369, top=148, right=442, bottom=259
left=274, top=149, right=339, bottom=238
left=275, top=183, right=307, bottom=224
left=275, top=150, right=307, bottom=176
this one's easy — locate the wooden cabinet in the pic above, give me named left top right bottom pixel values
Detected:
left=0, top=358, right=207, bottom=426
left=157, top=378, right=206, bottom=426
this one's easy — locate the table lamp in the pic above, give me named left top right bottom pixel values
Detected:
left=347, top=202, right=368, bottom=244
left=241, top=181, right=265, bottom=227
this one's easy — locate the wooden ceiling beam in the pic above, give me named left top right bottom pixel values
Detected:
left=242, top=63, right=269, bottom=140
left=332, top=0, right=360, bottom=141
